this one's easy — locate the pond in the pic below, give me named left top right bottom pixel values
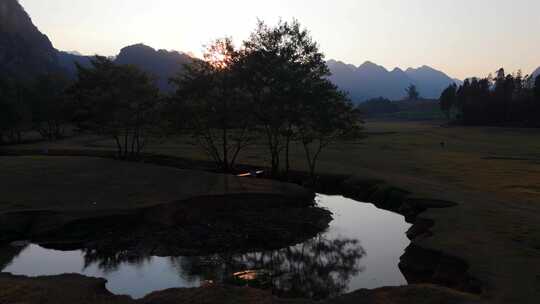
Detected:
left=1, top=194, right=412, bottom=299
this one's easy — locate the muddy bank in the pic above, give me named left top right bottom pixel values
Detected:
left=0, top=273, right=482, bottom=304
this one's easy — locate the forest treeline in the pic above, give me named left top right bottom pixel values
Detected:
left=440, top=69, right=540, bottom=126
left=0, top=20, right=362, bottom=178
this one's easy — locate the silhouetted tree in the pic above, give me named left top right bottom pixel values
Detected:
left=241, top=20, right=347, bottom=177
left=170, top=39, right=255, bottom=172
left=357, top=97, right=399, bottom=117
left=439, top=84, right=457, bottom=120
left=71, top=56, right=159, bottom=159
left=29, top=74, right=72, bottom=140
left=170, top=20, right=362, bottom=175
left=0, top=77, right=31, bottom=144
left=405, top=84, right=420, bottom=100
left=298, top=80, right=361, bottom=179
left=447, top=68, right=540, bottom=126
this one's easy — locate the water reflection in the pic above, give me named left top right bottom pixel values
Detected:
left=0, top=244, right=26, bottom=270
left=82, top=248, right=154, bottom=274
left=1, top=195, right=411, bottom=299
left=170, top=235, right=365, bottom=299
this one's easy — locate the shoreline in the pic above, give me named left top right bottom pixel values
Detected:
left=0, top=149, right=484, bottom=301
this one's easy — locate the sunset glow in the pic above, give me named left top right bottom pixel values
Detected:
left=17, top=0, right=540, bottom=80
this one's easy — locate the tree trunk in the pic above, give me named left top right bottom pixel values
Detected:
left=123, top=128, right=129, bottom=159
left=285, top=128, right=292, bottom=178
left=114, top=136, right=122, bottom=159
left=222, top=126, right=229, bottom=172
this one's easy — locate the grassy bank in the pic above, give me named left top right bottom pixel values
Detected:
left=0, top=156, right=331, bottom=255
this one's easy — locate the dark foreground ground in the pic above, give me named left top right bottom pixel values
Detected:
left=1, top=120, right=539, bottom=303
left=0, top=273, right=482, bottom=304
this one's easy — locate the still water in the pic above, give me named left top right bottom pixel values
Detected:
left=2, top=195, right=411, bottom=299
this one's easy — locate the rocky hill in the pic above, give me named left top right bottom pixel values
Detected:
left=115, top=44, right=193, bottom=92
left=0, top=0, right=59, bottom=78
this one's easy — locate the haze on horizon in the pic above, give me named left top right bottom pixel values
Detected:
left=19, top=0, right=540, bottom=80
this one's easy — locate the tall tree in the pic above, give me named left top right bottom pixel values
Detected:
left=29, top=73, right=72, bottom=140
left=241, top=19, right=333, bottom=176
left=0, top=77, right=31, bottom=144
left=298, top=79, right=361, bottom=179
left=71, top=56, right=159, bottom=159
left=440, top=84, right=457, bottom=120
left=170, top=39, right=255, bottom=172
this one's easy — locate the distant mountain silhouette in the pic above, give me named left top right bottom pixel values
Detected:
left=327, top=60, right=459, bottom=103
left=533, top=67, right=540, bottom=78
left=57, top=44, right=194, bottom=91
left=115, top=44, right=193, bottom=92
left=57, top=51, right=92, bottom=77
left=0, top=0, right=60, bottom=78
left=405, top=66, right=460, bottom=98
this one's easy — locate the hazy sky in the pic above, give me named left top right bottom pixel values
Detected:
left=19, top=0, right=540, bottom=79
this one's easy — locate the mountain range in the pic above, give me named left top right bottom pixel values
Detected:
left=1, top=0, right=538, bottom=101
left=327, top=60, right=461, bottom=102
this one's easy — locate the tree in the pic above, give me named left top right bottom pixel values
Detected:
left=405, top=84, right=420, bottom=100
left=71, top=56, right=159, bottom=159
left=170, top=39, right=255, bottom=172
left=29, top=74, right=72, bottom=140
left=357, top=97, right=399, bottom=117
left=440, top=84, right=457, bottom=120
left=298, top=80, right=362, bottom=179
left=241, top=19, right=333, bottom=177
left=440, top=68, right=540, bottom=127
left=0, top=77, right=16, bottom=144
left=0, top=77, right=31, bottom=144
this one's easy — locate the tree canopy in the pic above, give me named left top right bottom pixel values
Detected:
left=72, top=56, right=160, bottom=158
left=439, top=70, right=540, bottom=126
left=170, top=20, right=361, bottom=177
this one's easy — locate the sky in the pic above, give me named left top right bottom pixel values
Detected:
left=19, top=0, right=540, bottom=80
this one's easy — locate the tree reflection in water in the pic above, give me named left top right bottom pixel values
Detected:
left=70, top=234, right=365, bottom=300
left=0, top=244, right=28, bottom=270
left=171, top=235, right=366, bottom=300
left=82, top=248, right=154, bottom=274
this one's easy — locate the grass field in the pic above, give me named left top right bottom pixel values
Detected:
left=2, top=120, right=540, bottom=303
left=0, top=156, right=311, bottom=213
